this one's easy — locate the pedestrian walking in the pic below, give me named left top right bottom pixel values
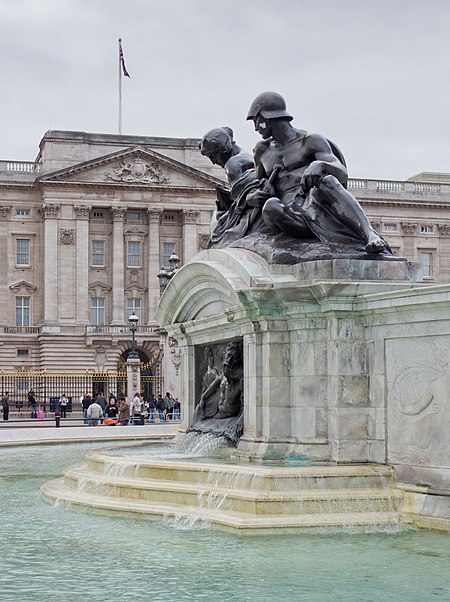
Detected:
left=1, top=392, right=9, bottom=421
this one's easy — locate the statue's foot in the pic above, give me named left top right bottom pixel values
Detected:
left=365, top=234, right=387, bottom=254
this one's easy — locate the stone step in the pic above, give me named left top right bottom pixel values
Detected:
left=41, top=476, right=400, bottom=532
left=85, top=451, right=394, bottom=491
left=61, top=463, right=402, bottom=516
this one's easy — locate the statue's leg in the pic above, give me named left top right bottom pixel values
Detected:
left=262, top=197, right=311, bottom=238
left=320, top=175, right=387, bottom=253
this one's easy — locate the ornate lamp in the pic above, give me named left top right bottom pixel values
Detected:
left=157, top=251, right=180, bottom=290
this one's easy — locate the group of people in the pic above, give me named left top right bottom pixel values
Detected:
left=80, top=390, right=181, bottom=426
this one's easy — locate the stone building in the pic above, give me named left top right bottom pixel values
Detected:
left=1, top=129, right=450, bottom=397
left=0, top=130, right=224, bottom=398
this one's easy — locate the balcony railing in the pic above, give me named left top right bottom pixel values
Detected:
left=85, top=325, right=159, bottom=336
left=1, top=326, right=41, bottom=334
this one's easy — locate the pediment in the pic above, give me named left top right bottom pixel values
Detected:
left=88, top=281, right=112, bottom=296
left=37, top=146, right=224, bottom=189
left=9, top=280, right=37, bottom=293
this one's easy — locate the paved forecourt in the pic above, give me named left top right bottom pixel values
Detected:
left=0, top=422, right=179, bottom=446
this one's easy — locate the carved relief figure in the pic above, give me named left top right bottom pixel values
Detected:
left=390, top=344, right=450, bottom=464
left=193, top=340, right=244, bottom=423
left=215, top=340, right=243, bottom=419
left=196, top=347, right=222, bottom=419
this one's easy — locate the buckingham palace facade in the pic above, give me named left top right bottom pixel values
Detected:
left=1, top=129, right=450, bottom=396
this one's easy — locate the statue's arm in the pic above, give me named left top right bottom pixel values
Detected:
left=301, top=134, right=348, bottom=191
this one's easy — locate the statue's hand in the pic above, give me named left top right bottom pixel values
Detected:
left=301, top=164, right=323, bottom=191
left=246, top=180, right=275, bottom=208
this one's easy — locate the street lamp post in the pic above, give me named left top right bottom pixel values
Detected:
left=127, top=312, right=139, bottom=360
left=126, top=312, right=141, bottom=405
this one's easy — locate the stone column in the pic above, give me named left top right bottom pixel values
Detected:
left=74, top=205, right=91, bottom=324
left=147, top=208, right=162, bottom=323
left=41, top=204, right=61, bottom=327
left=182, top=210, right=200, bottom=263
left=111, top=207, right=126, bottom=325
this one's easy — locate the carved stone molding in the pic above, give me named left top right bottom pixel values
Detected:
left=198, top=233, right=210, bottom=250
left=182, top=209, right=200, bottom=225
left=106, top=156, right=169, bottom=184
left=438, top=224, right=450, bottom=237
left=74, top=205, right=91, bottom=219
left=111, top=207, right=126, bottom=221
left=169, top=337, right=181, bottom=376
left=38, top=205, right=60, bottom=219
left=60, top=228, right=75, bottom=245
left=124, top=226, right=147, bottom=236
left=147, top=208, right=162, bottom=223
left=401, top=222, right=418, bottom=235
left=370, top=221, right=381, bottom=232
left=0, top=206, right=11, bottom=218
left=93, top=345, right=107, bottom=371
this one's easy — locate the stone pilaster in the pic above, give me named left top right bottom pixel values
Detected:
left=40, top=204, right=61, bottom=326
left=401, top=222, right=418, bottom=259
left=111, top=207, right=126, bottom=325
left=74, top=206, right=90, bottom=324
left=182, top=210, right=199, bottom=263
left=147, top=208, right=162, bottom=322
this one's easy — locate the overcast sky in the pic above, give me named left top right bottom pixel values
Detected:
left=1, top=0, right=449, bottom=180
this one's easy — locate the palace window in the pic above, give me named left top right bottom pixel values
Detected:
left=16, top=297, right=30, bottom=326
left=127, top=298, right=141, bottom=322
left=162, top=242, right=176, bottom=267
left=421, top=252, right=433, bottom=279
left=17, top=349, right=29, bottom=357
left=420, top=225, right=434, bottom=234
left=91, top=240, right=105, bottom=267
left=16, top=239, right=30, bottom=266
left=127, top=211, right=142, bottom=221
left=90, top=297, right=105, bottom=325
left=383, top=224, right=397, bottom=232
left=127, top=241, right=141, bottom=268
left=15, top=209, right=31, bottom=217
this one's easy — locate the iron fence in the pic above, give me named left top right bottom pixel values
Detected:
left=0, top=369, right=163, bottom=413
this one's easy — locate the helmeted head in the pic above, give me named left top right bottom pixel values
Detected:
left=246, top=91, right=292, bottom=122
left=200, top=127, right=234, bottom=167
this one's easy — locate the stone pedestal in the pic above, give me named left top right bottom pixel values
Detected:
left=126, top=357, right=141, bottom=401
left=156, top=249, right=449, bottom=503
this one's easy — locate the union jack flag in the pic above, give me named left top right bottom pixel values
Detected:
left=119, top=39, right=130, bottom=78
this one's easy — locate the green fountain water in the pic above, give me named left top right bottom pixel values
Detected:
left=1, top=442, right=449, bottom=601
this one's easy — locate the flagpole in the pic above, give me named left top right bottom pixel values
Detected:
left=118, top=38, right=123, bottom=135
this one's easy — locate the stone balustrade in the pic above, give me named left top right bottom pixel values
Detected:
left=0, top=161, right=39, bottom=173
